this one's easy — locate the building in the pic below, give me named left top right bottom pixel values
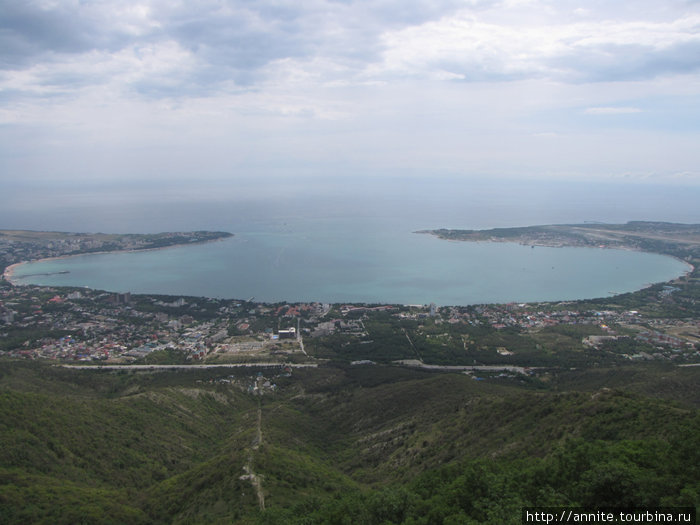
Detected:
left=278, top=327, right=296, bottom=339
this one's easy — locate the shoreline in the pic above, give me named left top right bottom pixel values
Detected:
left=2, top=235, right=232, bottom=286
left=5, top=240, right=694, bottom=307
left=2, top=262, right=23, bottom=283
left=420, top=229, right=697, bottom=282
left=4, top=226, right=696, bottom=306
left=674, top=258, right=696, bottom=278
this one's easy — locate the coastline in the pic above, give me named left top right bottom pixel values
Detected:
left=2, top=235, right=233, bottom=286
left=675, top=258, right=696, bottom=278
left=419, top=226, right=697, bottom=281
left=5, top=234, right=693, bottom=307
left=2, top=262, right=23, bottom=283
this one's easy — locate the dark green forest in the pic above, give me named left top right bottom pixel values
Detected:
left=0, top=361, right=697, bottom=524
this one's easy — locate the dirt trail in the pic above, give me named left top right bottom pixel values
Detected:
left=240, top=398, right=265, bottom=510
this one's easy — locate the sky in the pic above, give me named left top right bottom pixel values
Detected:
left=2, top=0, right=700, bottom=206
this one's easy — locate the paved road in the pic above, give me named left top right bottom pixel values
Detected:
left=60, top=363, right=318, bottom=370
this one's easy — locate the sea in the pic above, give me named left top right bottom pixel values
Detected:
left=5, top=177, right=697, bottom=306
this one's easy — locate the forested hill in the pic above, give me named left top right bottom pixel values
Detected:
left=0, top=361, right=697, bottom=524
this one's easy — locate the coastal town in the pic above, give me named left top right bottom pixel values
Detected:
left=1, top=227, right=699, bottom=369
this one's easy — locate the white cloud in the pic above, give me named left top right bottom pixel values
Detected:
left=372, top=9, right=700, bottom=83
left=0, top=39, right=196, bottom=114
left=584, top=107, right=642, bottom=115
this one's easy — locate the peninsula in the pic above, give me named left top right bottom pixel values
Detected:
left=418, top=221, right=700, bottom=261
left=1, top=229, right=233, bottom=281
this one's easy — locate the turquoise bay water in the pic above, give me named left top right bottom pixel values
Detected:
left=11, top=217, right=690, bottom=305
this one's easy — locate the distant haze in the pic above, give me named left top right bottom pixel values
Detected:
left=0, top=176, right=697, bottom=234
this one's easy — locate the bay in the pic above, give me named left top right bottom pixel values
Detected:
left=11, top=216, right=690, bottom=305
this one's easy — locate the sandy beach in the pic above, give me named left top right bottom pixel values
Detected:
left=2, top=252, right=84, bottom=285
left=2, top=262, right=24, bottom=284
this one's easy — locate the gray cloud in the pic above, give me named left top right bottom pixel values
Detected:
left=3, top=1, right=700, bottom=100
left=0, top=0, right=471, bottom=90
left=166, top=6, right=307, bottom=66
left=0, top=1, right=130, bottom=68
left=550, top=41, right=700, bottom=83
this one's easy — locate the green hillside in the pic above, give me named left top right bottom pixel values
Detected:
left=0, top=361, right=697, bottom=523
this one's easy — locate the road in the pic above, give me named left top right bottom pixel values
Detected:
left=60, top=362, right=318, bottom=370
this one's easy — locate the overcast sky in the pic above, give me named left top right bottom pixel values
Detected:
left=2, top=0, right=700, bottom=191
